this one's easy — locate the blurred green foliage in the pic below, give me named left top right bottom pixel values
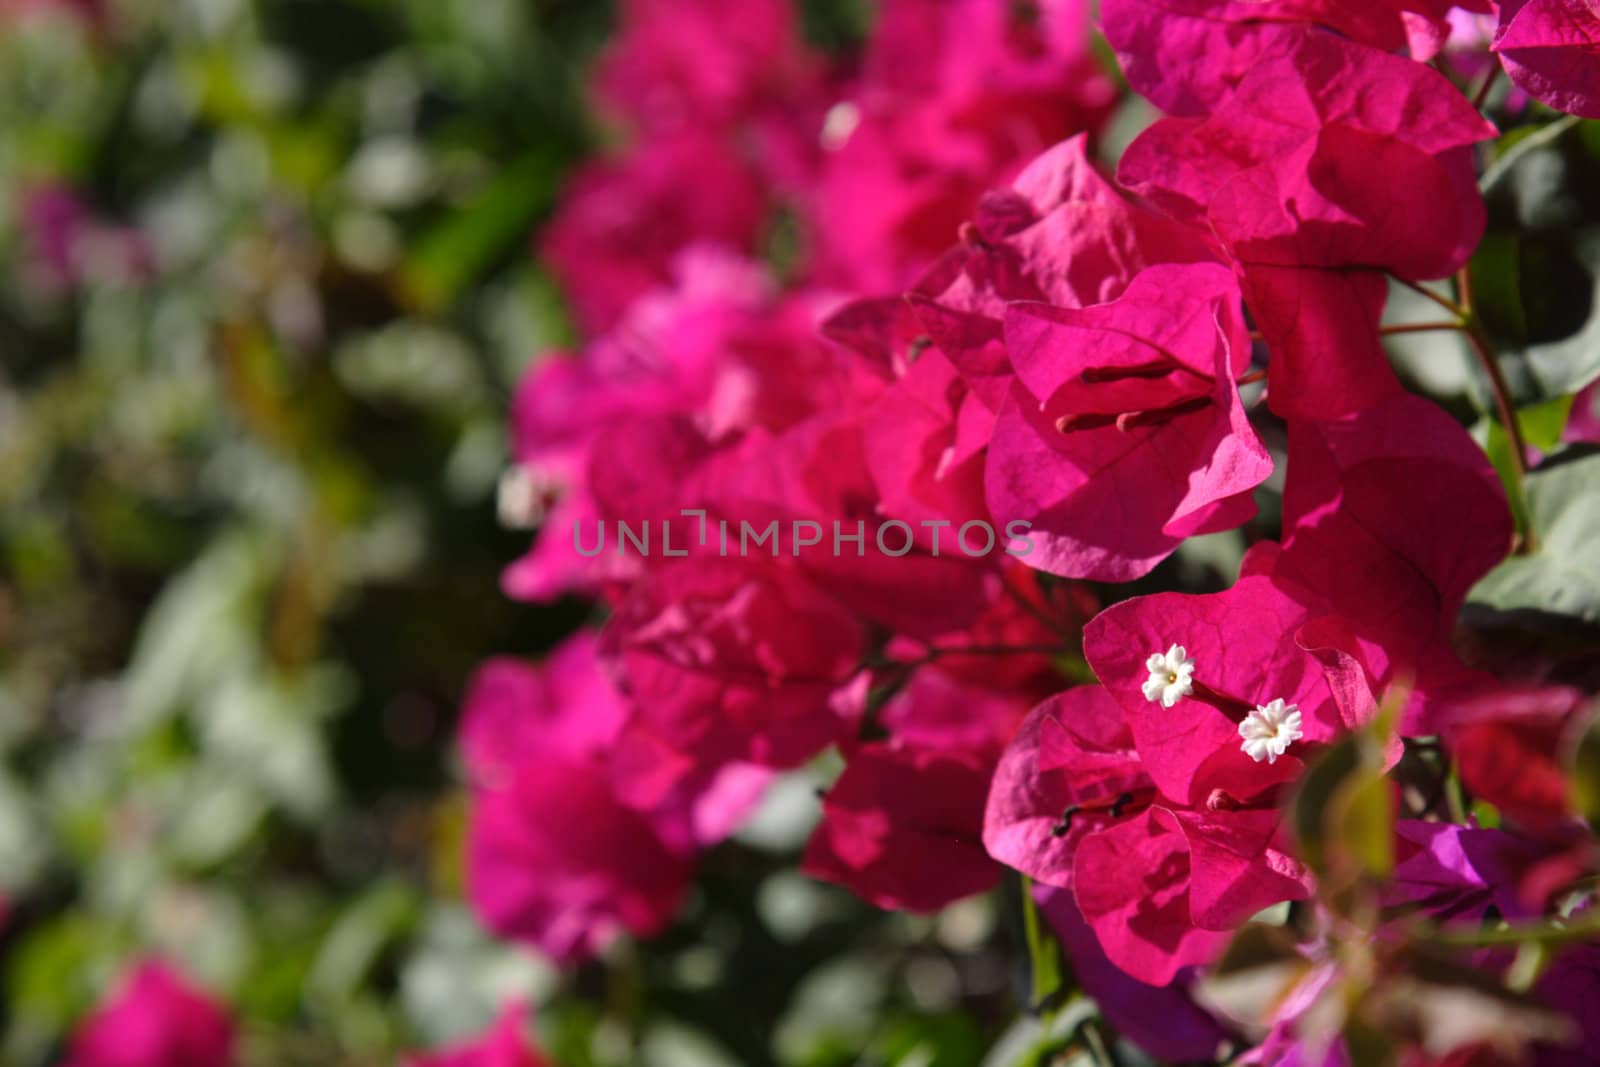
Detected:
left=0, top=0, right=595, bottom=1062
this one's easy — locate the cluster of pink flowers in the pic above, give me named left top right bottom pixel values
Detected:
left=53, top=0, right=1600, bottom=1063
left=488, top=0, right=1114, bottom=967
left=459, top=0, right=1600, bottom=1062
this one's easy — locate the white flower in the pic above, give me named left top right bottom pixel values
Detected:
left=1238, top=699, right=1303, bottom=764
left=1141, top=644, right=1195, bottom=708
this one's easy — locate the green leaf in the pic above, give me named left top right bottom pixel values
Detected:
left=878, top=1014, right=986, bottom=1067
left=401, top=154, right=559, bottom=313
left=3, top=914, right=110, bottom=1039
left=1501, top=230, right=1600, bottom=402
left=1520, top=393, right=1578, bottom=453
left=1290, top=705, right=1397, bottom=890
left=1290, top=734, right=1359, bottom=877
left=1479, top=395, right=1572, bottom=539
left=1473, top=116, right=1600, bottom=406
left=1018, top=876, right=1064, bottom=1013
left=1333, top=771, right=1396, bottom=881
left=304, top=881, right=420, bottom=1012
left=1469, top=449, right=1600, bottom=621
left=1470, top=231, right=1528, bottom=342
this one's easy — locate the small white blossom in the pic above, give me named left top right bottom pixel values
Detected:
left=1238, top=699, right=1303, bottom=764
left=1141, top=645, right=1195, bottom=708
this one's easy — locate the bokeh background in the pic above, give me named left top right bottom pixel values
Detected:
left=0, top=2, right=1049, bottom=1066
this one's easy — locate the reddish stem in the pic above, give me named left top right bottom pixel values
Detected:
left=1380, top=320, right=1465, bottom=336
left=1455, top=266, right=1537, bottom=554
left=1472, top=63, right=1502, bottom=112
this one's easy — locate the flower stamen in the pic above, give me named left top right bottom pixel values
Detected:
left=1141, top=644, right=1195, bottom=708
left=1238, top=698, right=1302, bottom=764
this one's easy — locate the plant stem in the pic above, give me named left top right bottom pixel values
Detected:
left=1379, top=320, right=1465, bottom=336
left=1471, top=62, right=1501, bottom=112
left=1445, top=765, right=1469, bottom=825
left=1019, top=875, right=1065, bottom=1014
left=1425, top=912, right=1600, bottom=949
left=1455, top=266, right=1538, bottom=554
left=1479, top=114, right=1583, bottom=195
left=1393, top=275, right=1468, bottom=318
left=1083, top=1019, right=1119, bottom=1067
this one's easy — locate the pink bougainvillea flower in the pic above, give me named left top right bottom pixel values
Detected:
left=1084, top=575, right=1376, bottom=806
left=841, top=134, right=1216, bottom=528
left=1250, top=393, right=1513, bottom=724
left=848, top=320, right=993, bottom=534
left=604, top=554, right=868, bottom=781
left=1035, top=887, right=1229, bottom=1060
left=982, top=684, right=1314, bottom=984
left=458, top=632, right=629, bottom=788
left=504, top=251, right=845, bottom=603
left=862, top=0, right=1104, bottom=119
left=403, top=1003, right=552, bottom=1067
left=983, top=686, right=1156, bottom=888
left=803, top=743, right=1000, bottom=912
left=461, top=632, right=768, bottom=963
left=585, top=0, right=829, bottom=200
left=1565, top=382, right=1600, bottom=445
left=1071, top=809, right=1241, bottom=986
left=986, top=262, right=1271, bottom=581
left=911, top=136, right=1215, bottom=392
left=500, top=490, right=633, bottom=605
left=1100, top=0, right=1494, bottom=115
left=593, top=0, right=821, bottom=136
left=803, top=614, right=1072, bottom=916
left=873, top=664, right=1036, bottom=755
left=683, top=408, right=999, bottom=639
left=810, top=111, right=996, bottom=296
left=877, top=345, right=994, bottom=524
left=517, top=249, right=834, bottom=461
left=881, top=562, right=1095, bottom=698
left=467, top=759, right=693, bottom=963
left=1383, top=820, right=1550, bottom=923
left=537, top=133, right=768, bottom=337
left=858, top=138, right=1219, bottom=544
left=63, top=959, right=233, bottom=1067
left=726, top=295, right=998, bottom=550
left=808, top=0, right=1116, bottom=292
left=1236, top=266, right=1397, bottom=420
left=968, top=135, right=1217, bottom=307
left=1533, top=940, right=1600, bottom=1065
left=1119, top=32, right=1496, bottom=418
left=820, top=135, right=1221, bottom=544
left=1437, top=682, right=1588, bottom=829
left=1493, top=0, right=1600, bottom=119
